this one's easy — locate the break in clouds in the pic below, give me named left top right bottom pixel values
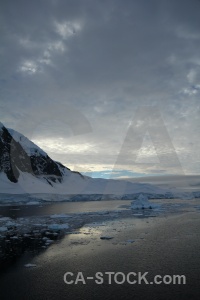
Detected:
left=0, top=0, right=200, bottom=178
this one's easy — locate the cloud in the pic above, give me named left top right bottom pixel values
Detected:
left=0, top=0, right=200, bottom=177
left=54, top=20, right=83, bottom=39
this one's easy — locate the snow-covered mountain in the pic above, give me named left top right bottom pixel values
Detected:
left=0, top=123, right=66, bottom=183
left=0, top=122, right=88, bottom=193
left=0, top=122, right=173, bottom=198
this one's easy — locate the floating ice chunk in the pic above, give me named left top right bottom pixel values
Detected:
left=65, top=231, right=81, bottom=234
left=24, top=264, right=37, bottom=268
left=126, top=239, right=135, bottom=243
left=179, top=193, right=194, bottom=200
left=85, top=222, right=106, bottom=227
left=100, top=236, right=114, bottom=240
left=95, top=211, right=109, bottom=215
left=45, top=239, right=53, bottom=244
left=26, top=201, right=40, bottom=205
left=0, top=226, right=7, bottom=232
left=6, top=221, right=17, bottom=227
left=132, top=213, right=143, bottom=216
left=131, top=194, right=153, bottom=209
left=24, top=233, right=31, bottom=237
left=48, top=223, right=69, bottom=231
left=0, top=217, right=11, bottom=221
left=50, top=214, right=71, bottom=219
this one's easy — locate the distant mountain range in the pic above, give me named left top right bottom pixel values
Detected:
left=0, top=122, right=191, bottom=199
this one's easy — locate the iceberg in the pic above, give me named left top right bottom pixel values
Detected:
left=131, top=194, right=153, bottom=209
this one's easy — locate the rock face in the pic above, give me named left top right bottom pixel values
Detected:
left=0, top=122, right=69, bottom=185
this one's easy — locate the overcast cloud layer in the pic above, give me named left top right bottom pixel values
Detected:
left=0, top=0, right=200, bottom=178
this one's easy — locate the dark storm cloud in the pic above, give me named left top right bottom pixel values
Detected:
left=0, top=0, right=200, bottom=177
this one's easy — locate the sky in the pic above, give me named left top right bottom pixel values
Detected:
left=0, top=0, right=200, bottom=179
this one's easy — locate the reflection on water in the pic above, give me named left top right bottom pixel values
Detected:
left=0, top=200, right=131, bottom=219
left=0, top=198, right=200, bottom=273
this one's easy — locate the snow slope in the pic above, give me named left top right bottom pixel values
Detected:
left=0, top=122, right=187, bottom=199
left=8, top=128, right=47, bottom=157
